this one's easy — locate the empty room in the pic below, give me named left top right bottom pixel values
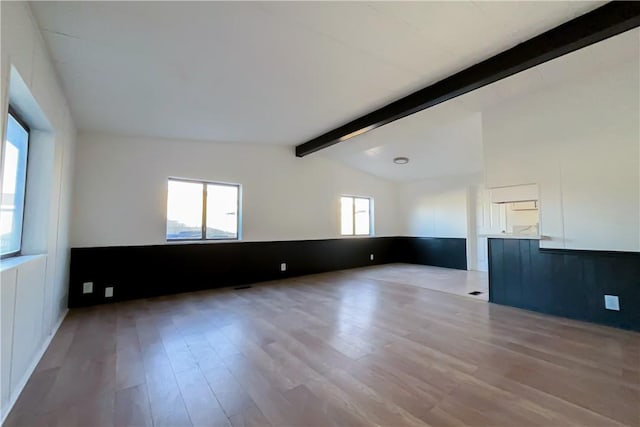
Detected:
left=1, top=1, right=639, bottom=426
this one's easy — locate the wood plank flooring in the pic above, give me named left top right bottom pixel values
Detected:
left=5, top=264, right=639, bottom=426
left=355, top=264, right=488, bottom=301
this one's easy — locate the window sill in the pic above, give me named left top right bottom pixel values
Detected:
left=0, top=254, right=46, bottom=273
left=165, top=239, right=240, bottom=245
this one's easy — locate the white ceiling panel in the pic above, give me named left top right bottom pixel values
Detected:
left=28, top=2, right=636, bottom=183
left=30, top=1, right=602, bottom=145
left=321, top=28, right=639, bottom=182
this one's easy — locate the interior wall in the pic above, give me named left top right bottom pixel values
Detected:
left=398, top=173, right=482, bottom=238
left=489, top=238, right=640, bottom=331
left=0, top=2, right=76, bottom=422
left=483, top=55, right=640, bottom=252
left=71, top=133, right=400, bottom=247
left=397, top=173, right=483, bottom=270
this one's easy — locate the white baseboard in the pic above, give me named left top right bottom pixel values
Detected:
left=1, top=309, right=68, bottom=425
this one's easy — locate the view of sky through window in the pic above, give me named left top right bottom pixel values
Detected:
left=166, top=179, right=239, bottom=240
left=340, top=195, right=371, bottom=236
left=0, top=113, right=29, bottom=256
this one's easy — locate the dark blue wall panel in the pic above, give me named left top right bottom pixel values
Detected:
left=488, top=238, right=640, bottom=331
left=402, top=237, right=468, bottom=270
left=69, top=236, right=467, bottom=308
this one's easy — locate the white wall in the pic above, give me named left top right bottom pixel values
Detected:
left=71, top=133, right=400, bottom=247
left=398, top=174, right=483, bottom=238
left=397, top=173, right=484, bottom=270
left=483, top=56, right=640, bottom=252
left=0, top=2, right=76, bottom=421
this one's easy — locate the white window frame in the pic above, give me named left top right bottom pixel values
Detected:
left=340, top=195, right=373, bottom=237
left=1, top=107, right=30, bottom=258
left=166, top=177, right=241, bottom=241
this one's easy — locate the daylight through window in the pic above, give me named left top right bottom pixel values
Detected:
left=166, top=178, right=240, bottom=240
left=1, top=109, right=30, bottom=257
left=340, top=196, right=372, bottom=236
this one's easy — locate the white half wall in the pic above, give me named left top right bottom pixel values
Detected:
left=0, top=1, right=76, bottom=422
left=483, top=49, right=640, bottom=252
left=71, top=133, right=400, bottom=247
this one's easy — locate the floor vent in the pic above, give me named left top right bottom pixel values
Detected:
left=234, top=285, right=252, bottom=290
left=468, top=291, right=483, bottom=296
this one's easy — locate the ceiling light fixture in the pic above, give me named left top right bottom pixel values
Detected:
left=393, top=157, right=409, bottom=165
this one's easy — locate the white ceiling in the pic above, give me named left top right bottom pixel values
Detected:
left=31, top=1, right=603, bottom=146
left=321, top=28, right=640, bottom=182
left=323, top=106, right=484, bottom=182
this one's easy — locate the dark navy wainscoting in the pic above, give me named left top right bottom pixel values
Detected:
left=69, top=236, right=467, bottom=308
left=400, top=237, right=468, bottom=270
left=488, top=238, right=640, bottom=331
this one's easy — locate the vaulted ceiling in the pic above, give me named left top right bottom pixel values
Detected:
left=31, top=1, right=602, bottom=145
left=321, top=27, right=639, bottom=181
left=31, top=1, right=638, bottom=182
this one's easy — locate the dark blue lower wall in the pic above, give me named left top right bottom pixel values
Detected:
left=70, top=236, right=639, bottom=331
left=400, top=237, right=468, bottom=270
left=488, top=238, right=640, bottom=331
left=69, top=236, right=467, bottom=308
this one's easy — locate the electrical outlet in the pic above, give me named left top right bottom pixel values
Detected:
left=604, top=295, right=620, bottom=311
left=281, top=263, right=287, bottom=272
left=82, top=282, right=93, bottom=294
left=370, top=254, right=374, bottom=261
left=105, top=287, right=114, bottom=298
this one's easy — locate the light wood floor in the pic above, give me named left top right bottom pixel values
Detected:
left=5, top=264, right=639, bottom=427
left=353, top=264, right=489, bottom=301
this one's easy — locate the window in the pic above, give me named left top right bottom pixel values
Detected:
left=166, top=178, right=240, bottom=241
left=1, top=109, right=29, bottom=257
left=340, top=196, right=372, bottom=236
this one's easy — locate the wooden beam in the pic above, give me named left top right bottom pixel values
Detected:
left=295, top=2, right=640, bottom=157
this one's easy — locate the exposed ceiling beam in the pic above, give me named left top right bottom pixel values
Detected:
left=295, top=1, right=640, bottom=157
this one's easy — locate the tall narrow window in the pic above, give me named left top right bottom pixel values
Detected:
left=1, top=109, right=29, bottom=257
left=166, top=178, right=240, bottom=241
left=340, top=196, right=372, bottom=236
